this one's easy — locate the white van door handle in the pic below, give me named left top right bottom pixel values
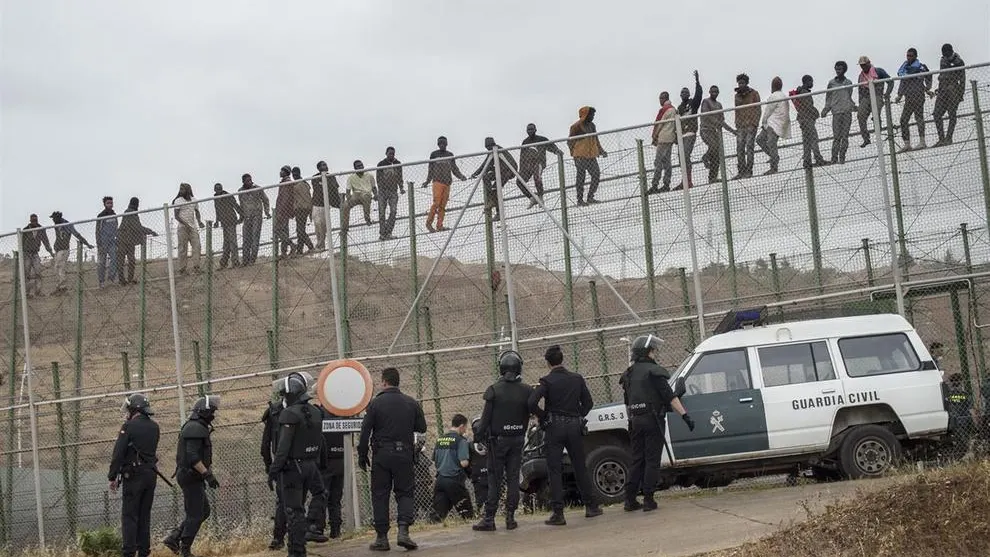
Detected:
left=738, top=397, right=753, bottom=403
left=822, top=389, right=836, bottom=394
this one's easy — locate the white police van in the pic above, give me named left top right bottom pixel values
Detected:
left=520, top=309, right=950, bottom=505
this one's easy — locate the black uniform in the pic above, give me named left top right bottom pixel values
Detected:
left=171, top=417, right=213, bottom=550
left=270, top=401, right=325, bottom=557
left=357, top=386, right=428, bottom=537
left=108, top=413, right=160, bottom=557
left=467, top=442, right=488, bottom=512
left=306, top=405, right=345, bottom=538
left=261, top=402, right=288, bottom=546
left=528, top=365, right=596, bottom=513
left=619, top=357, right=677, bottom=503
left=477, top=376, right=532, bottom=519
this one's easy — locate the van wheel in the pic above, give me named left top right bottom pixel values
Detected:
left=838, top=425, right=902, bottom=479
left=586, top=445, right=629, bottom=505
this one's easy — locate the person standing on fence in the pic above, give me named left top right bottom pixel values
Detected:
left=732, top=74, right=761, bottom=179
left=855, top=56, right=894, bottom=148
left=238, top=173, right=271, bottom=266
left=619, top=335, right=694, bottom=513
left=108, top=393, right=160, bottom=557
left=895, top=47, right=933, bottom=152
left=48, top=211, right=92, bottom=294
left=376, top=147, right=404, bottom=241
left=172, top=183, right=205, bottom=275
left=791, top=75, right=828, bottom=169
left=342, top=160, right=376, bottom=233
left=757, top=77, right=790, bottom=175
left=163, top=396, right=220, bottom=557
left=95, top=196, right=119, bottom=287
left=467, top=417, right=489, bottom=516
left=699, top=85, right=736, bottom=184
left=934, top=43, right=966, bottom=147
left=212, top=184, right=243, bottom=269
left=472, top=350, right=532, bottom=532
left=424, top=136, right=468, bottom=233
left=517, top=123, right=563, bottom=208
left=305, top=401, right=346, bottom=542
left=358, top=367, right=428, bottom=551
left=568, top=106, right=608, bottom=206
left=291, top=167, right=315, bottom=255
left=117, top=199, right=157, bottom=286
left=649, top=93, right=677, bottom=194
left=471, top=137, right=518, bottom=223
left=822, top=61, right=856, bottom=164
left=21, top=214, right=53, bottom=298
left=429, top=414, right=475, bottom=523
left=528, top=344, right=602, bottom=526
left=274, top=166, right=296, bottom=258
left=310, top=161, right=340, bottom=251
left=675, top=70, right=704, bottom=189
left=269, top=373, right=325, bottom=557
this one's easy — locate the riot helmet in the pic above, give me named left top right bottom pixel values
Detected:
left=498, top=350, right=523, bottom=379
left=630, top=334, right=664, bottom=361
left=121, top=393, right=153, bottom=416
left=471, top=415, right=488, bottom=455
left=280, top=372, right=312, bottom=406
left=191, top=394, right=220, bottom=423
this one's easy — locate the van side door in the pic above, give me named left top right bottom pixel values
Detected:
left=668, top=348, right=770, bottom=461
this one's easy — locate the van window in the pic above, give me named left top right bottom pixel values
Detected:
left=838, top=333, right=921, bottom=377
left=759, top=341, right=836, bottom=387
left=684, top=349, right=751, bottom=395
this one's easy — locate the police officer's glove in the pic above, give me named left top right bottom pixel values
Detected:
left=267, top=467, right=280, bottom=484
left=204, top=472, right=220, bottom=489
left=266, top=477, right=275, bottom=492
left=358, top=454, right=370, bottom=472
left=682, top=414, right=696, bottom=432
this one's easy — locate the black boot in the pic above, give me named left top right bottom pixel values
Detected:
left=585, top=504, right=603, bottom=518
left=267, top=538, right=285, bottom=551
left=369, top=533, right=390, bottom=552
left=642, top=496, right=658, bottom=512
left=544, top=510, right=566, bottom=526
left=396, top=524, right=418, bottom=550
left=305, top=525, right=329, bottom=543
left=329, top=523, right=341, bottom=539
left=505, top=511, right=518, bottom=531
left=162, top=529, right=181, bottom=555
left=624, top=499, right=643, bottom=512
left=472, top=516, right=496, bottom=532
left=179, top=539, right=197, bottom=557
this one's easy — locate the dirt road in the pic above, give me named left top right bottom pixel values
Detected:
left=241, top=477, right=897, bottom=557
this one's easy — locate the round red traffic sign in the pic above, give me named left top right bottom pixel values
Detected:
left=316, top=359, right=374, bottom=417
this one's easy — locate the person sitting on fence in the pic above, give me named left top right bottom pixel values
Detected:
left=342, top=160, right=376, bottom=233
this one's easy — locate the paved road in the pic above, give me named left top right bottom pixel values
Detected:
left=241, top=477, right=897, bottom=557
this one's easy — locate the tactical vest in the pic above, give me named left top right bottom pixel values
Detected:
left=176, top=418, right=212, bottom=469
left=265, top=402, right=283, bottom=454
left=318, top=406, right=346, bottom=459
left=488, top=380, right=532, bottom=437
left=282, top=402, right=324, bottom=460
left=623, top=361, right=667, bottom=416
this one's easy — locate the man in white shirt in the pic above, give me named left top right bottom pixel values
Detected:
left=757, top=77, right=791, bottom=175
left=172, top=183, right=205, bottom=274
left=342, top=160, right=376, bottom=233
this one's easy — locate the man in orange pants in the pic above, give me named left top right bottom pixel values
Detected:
left=423, top=136, right=467, bottom=232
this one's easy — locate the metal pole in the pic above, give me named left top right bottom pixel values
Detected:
left=557, top=154, right=580, bottom=368
left=635, top=140, right=658, bottom=313
left=388, top=158, right=492, bottom=353
left=869, top=83, right=906, bottom=316
left=498, top=152, right=641, bottom=322
left=423, top=306, right=443, bottom=433
left=192, top=341, right=205, bottom=398
left=272, top=231, right=280, bottom=365
left=862, top=239, right=875, bottom=287
left=678, top=268, right=696, bottom=347
left=674, top=115, right=707, bottom=340
left=164, top=204, right=187, bottom=419
left=138, top=242, right=147, bottom=387
left=205, top=222, right=214, bottom=374
left=492, top=147, right=519, bottom=352
left=770, top=253, right=784, bottom=318
left=3, top=251, right=18, bottom=544
left=51, top=361, right=76, bottom=535
left=971, top=81, right=990, bottom=231
left=15, top=229, right=46, bottom=547
left=340, top=236, right=351, bottom=355
left=589, top=281, right=612, bottom=400
left=804, top=167, right=824, bottom=297
left=407, top=183, right=425, bottom=399
left=883, top=100, right=912, bottom=323
left=483, top=196, right=501, bottom=367
left=718, top=129, right=739, bottom=305
left=121, top=352, right=131, bottom=391
left=961, top=223, right=988, bottom=386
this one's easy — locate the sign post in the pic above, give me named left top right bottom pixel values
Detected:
left=315, top=359, right=374, bottom=531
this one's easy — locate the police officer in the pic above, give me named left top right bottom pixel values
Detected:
left=473, top=350, right=533, bottom=532
left=305, top=401, right=345, bottom=542
left=528, top=345, right=601, bottom=526
left=262, top=382, right=287, bottom=549
left=619, top=334, right=694, bottom=512
left=108, top=393, right=160, bottom=557
left=358, top=367, right=428, bottom=552
left=163, top=396, right=220, bottom=557
left=429, top=414, right=474, bottom=523
left=268, top=372, right=325, bottom=557
left=467, top=417, right=489, bottom=515
left=945, top=372, right=973, bottom=458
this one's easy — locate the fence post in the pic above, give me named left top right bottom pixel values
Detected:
left=678, top=268, right=696, bottom=348
left=483, top=203, right=501, bottom=377
left=804, top=167, right=824, bottom=298
left=588, top=281, right=612, bottom=401
left=770, top=253, right=784, bottom=318
left=341, top=235, right=352, bottom=354
left=862, top=238, right=875, bottom=287
left=205, top=222, right=214, bottom=374
left=16, top=229, right=46, bottom=548
left=493, top=146, right=520, bottom=352
left=557, top=153, right=580, bottom=368
left=674, top=115, right=707, bottom=340
left=407, top=183, right=425, bottom=399
left=2, top=251, right=16, bottom=545
left=266, top=330, right=277, bottom=370
left=121, top=352, right=131, bottom=391
left=51, top=361, right=77, bottom=535
left=423, top=306, right=443, bottom=432
left=718, top=134, right=739, bottom=306
left=636, top=140, right=658, bottom=313
left=271, top=233, right=281, bottom=366
left=138, top=242, right=147, bottom=388
left=870, top=86, right=906, bottom=317
left=961, top=222, right=988, bottom=389
left=164, top=204, right=187, bottom=419
left=192, top=341, right=205, bottom=398
left=972, top=81, right=990, bottom=229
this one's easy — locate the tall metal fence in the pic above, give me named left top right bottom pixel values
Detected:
left=2, top=61, right=990, bottom=552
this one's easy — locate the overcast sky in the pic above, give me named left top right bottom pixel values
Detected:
left=2, top=0, right=988, bottom=232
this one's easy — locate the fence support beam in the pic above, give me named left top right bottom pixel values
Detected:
left=138, top=242, right=147, bottom=388
left=804, top=167, right=824, bottom=298
left=961, top=223, right=987, bottom=387
left=493, top=146, right=520, bottom=352
left=718, top=132, right=739, bottom=306
left=870, top=85, right=906, bottom=317
left=557, top=153, right=580, bottom=368
left=636, top=140, right=658, bottom=313
left=862, top=238, right=875, bottom=287
left=972, top=81, right=990, bottom=232
left=406, top=183, right=426, bottom=399
left=674, top=115, right=707, bottom=340
left=164, top=204, right=187, bottom=419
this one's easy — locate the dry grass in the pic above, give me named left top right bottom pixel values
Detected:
left=699, top=461, right=990, bottom=557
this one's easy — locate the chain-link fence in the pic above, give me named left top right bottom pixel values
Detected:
left=2, top=60, right=990, bottom=552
